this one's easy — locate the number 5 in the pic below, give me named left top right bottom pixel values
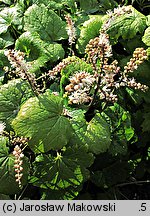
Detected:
left=141, top=203, right=146, bottom=211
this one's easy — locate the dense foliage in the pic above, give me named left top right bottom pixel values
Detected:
left=0, top=0, right=150, bottom=200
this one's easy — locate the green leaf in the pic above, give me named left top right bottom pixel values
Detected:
left=85, top=114, right=111, bottom=154
left=61, top=57, right=93, bottom=79
left=24, top=4, right=68, bottom=42
left=122, top=112, right=135, bottom=141
left=41, top=187, right=79, bottom=200
left=32, top=0, right=76, bottom=12
left=125, top=87, right=143, bottom=106
left=119, top=35, right=146, bottom=54
left=102, top=161, right=129, bottom=186
left=108, top=129, right=128, bottom=156
left=15, top=32, right=65, bottom=72
left=133, top=61, right=150, bottom=85
left=12, top=92, right=73, bottom=152
left=0, top=136, right=29, bottom=195
left=0, top=32, right=14, bottom=49
left=71, top=111, right=111, bottom=154
left=0, top=8, right=14, bottom=34
left=107, top=6, right=147, bottom=43
left=32, top=0, right=61, bottom=7
left=103, top=103, right=135, bottom=156
left=32, top=143, right=94, bottom=190
left=98, top=0, right=118, bottom=12
left=142, top=27, right=150, bottom=46
left=0, top=136, right=9, bottom=157
left=43, top=43, right=65, bottom=63
left=70, top=109, right=87, bottom=143
left=91, top=160, right=130, bottom=188
left=15, top=32, right=43, bottom=61
left=0, top=7, right=21, bottom=34
left=146, top=15, right=150, bottom=26
left=76, top=15, right=103, bottom=54
left=78, top=0, right=99, bottom=13
left=0, top=79, right=33, bottom=128
left=90, top=171, right=105, bottom=187
left=0, top=49, right=10, bottom=67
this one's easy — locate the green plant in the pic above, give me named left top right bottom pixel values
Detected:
left=0, top=1, right=150, bottom=200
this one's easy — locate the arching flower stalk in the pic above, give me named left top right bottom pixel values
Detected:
left=48, top=56, right=77, bottom=79
left=13, top=145, right=24, bottom=188
left=65, top=14, right=76, bottom=46
left=65, top=14, right=76, bottom=55
left=12, top=137, right=28, bottom=188
left=4, top=49, right=40, bottom=97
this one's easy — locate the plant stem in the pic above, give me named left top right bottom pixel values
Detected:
left=85, top=48, right=105, bottom=120
left=18, top=184, right=29, bottom=200
left=116, top=180, right=150, bottom=187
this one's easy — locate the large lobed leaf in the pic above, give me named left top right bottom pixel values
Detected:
left=0, top=32, right=14, bottom=49
left=0, top=6, right=22, bottom=35
left=85, top=114, right=111, bottom=154
left=15, top=32, right=65, bottom=73
left=71, top=111, right=111, bottom=154
left=0, top=79, right=33, bottom=128
left=102, top=103, right=135, bottom=156
left=0, top=7, right=15, bottom=34
left=12, top=92, right=73, bottom=152
left=24, top=4, right=68, bottom=42
left=31, top=143, right=94, bottom=191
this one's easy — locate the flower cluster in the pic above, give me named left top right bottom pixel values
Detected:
left=48, top=56, right=77, bottom=78
left=11, top=136, right=28, bottom=187
left=65, top=14, right=76, bottom=45
left=4, top=49, right=28, bottom=74
left=4, top=49, right=40, bottom=96
left=85, top=31, right=112, bottom=70
left=98, top=54, right=148, bottom=102
left=102, top=5, right=133, bottom=31
left=13, top=145, right=24, bottom=188
left=0, top=121, right=6, bottom=135
left=65, top=71, right=96, bottom=104
left=113, top=5, right=132, bottom=16
left=11, top=136, right=29, bottom=146
left=98, top=60, right=120, bottom=102
left=126, top=77, right=148, bottom=91
left=124, top=48, right=148, bottom=73
left=68, top=29, right=148, bottom=104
